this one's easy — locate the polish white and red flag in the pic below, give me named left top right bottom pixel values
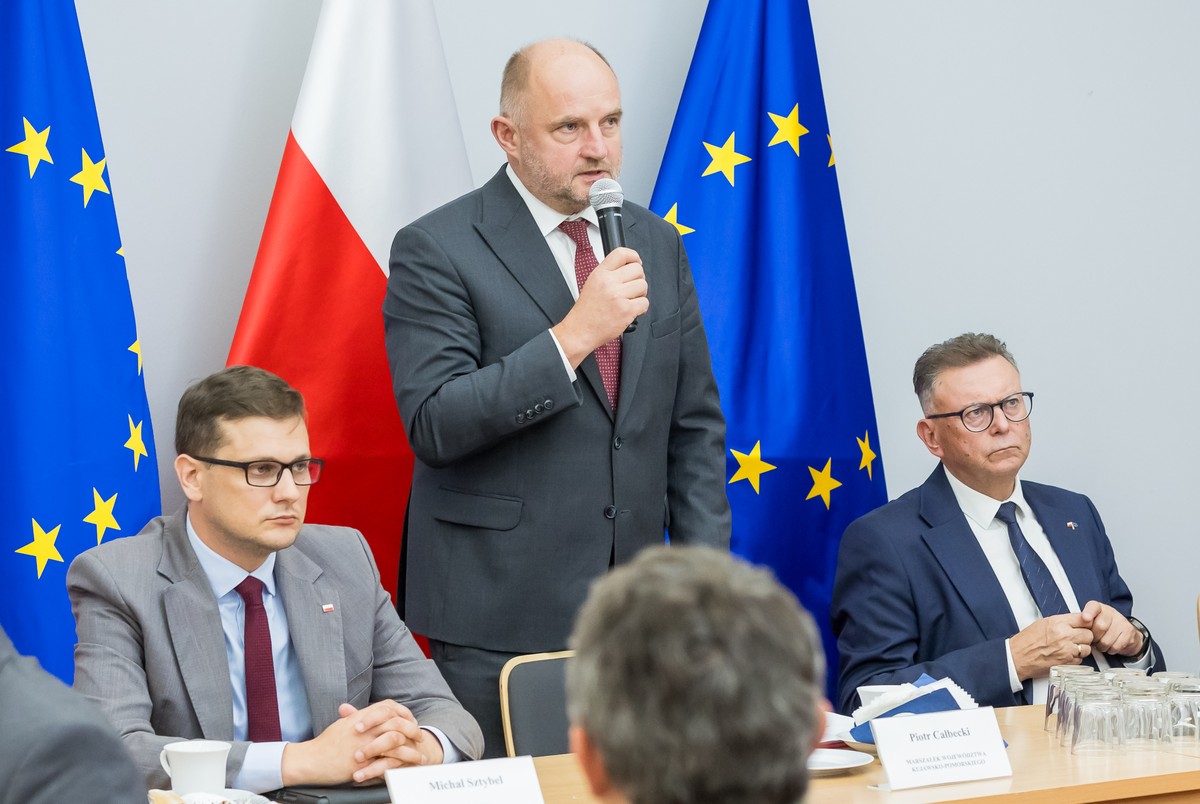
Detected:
left=228, top=0, right=471, bottom=599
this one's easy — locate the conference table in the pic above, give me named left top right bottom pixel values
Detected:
left=533, top=706, right=1200, bottom=803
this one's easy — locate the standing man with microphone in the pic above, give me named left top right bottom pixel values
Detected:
left=383, top=38, right=730, bottom=756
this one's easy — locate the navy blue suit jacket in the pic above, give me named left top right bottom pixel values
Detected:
left=831, top=465, right=1162, bottom=715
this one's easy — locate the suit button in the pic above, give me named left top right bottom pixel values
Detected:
left=613, top=436, right=623, bottom=449
left=526, top=409, right=535, bottom=418
left=603, top=505, right=617, bottom=519
left=544, top=399, right=554, bottom=410
left=534, top=403, right=544, bottom=414
left=516, top=413, right=526, bottom=424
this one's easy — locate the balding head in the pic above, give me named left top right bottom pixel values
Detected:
left=499, top=39, right=614, bottom=127
left=491, top=38, right=623, bottom=214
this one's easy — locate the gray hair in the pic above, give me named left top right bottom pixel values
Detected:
left=566, top=546, right=825, bottom=804
left=913, top=332, right=1018, bottom=413
left=498, top=39, right=613, bottom=126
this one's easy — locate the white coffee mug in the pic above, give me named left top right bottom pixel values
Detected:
left=158, top=739, right=231, bottom=795
left=857, top=684, right=903, bottom=707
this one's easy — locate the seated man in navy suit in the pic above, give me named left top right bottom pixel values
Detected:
left=832, top=333, right=1161, bottom=714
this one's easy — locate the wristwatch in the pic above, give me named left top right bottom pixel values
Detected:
left=1125, top=616, right=1152, bottom=663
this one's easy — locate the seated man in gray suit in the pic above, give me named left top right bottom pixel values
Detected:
left=68, top=366, right=482, bottom=793
left=567, top=547, right=827, bottom=804
left=0, top=624, right=144, bottom=804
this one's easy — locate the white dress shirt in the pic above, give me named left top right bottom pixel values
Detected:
left=943, top=472, right=1150, bottom=703
left=505, top=163, right=604, bottom=380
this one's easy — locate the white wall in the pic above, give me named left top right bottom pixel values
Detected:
left=77, top=0, right=1199, bottom=673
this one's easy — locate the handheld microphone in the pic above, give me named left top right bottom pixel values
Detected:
left=588, top=178, right=638, bottom=333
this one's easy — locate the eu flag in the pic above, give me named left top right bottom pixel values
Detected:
left=651, top=0, right=886, bottom=699
left=1, top=0, right=160, bottom=682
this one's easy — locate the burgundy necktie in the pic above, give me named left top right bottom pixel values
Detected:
left=235, top=576, right=282, bottom=742
left=558, top=219, right=621, bottom=410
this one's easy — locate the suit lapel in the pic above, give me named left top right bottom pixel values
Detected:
left=613, top=213, right=648, bottom=423
left=473, top=168, right=612, bottom=417
left=160, top=515, right=235, bottom=739
left=918, top=467, right=1021, bottom=641
left=276, top=543, right=346, bottom=733
left=1023, top=485, right=1103, bottom=607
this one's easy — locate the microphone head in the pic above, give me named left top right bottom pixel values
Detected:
left=589, top=178, right=624, bottom=211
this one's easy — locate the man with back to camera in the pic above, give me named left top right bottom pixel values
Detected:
left=383, top=38, right=730, bottom=755
left=832, top=333, right=1162, bottom=714
left=0, top=624, right=144, bottom=803
left=68, top=366, right=482, bottom=793
left=567, top=545, right=827, bottom=804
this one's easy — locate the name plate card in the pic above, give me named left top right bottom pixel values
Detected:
left=871, top=707, right=1011, bottom=790
left=385, top=756, right=546, bottom=803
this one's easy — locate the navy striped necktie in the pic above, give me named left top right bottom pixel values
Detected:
left=995, top=502, right=1068, bottom=617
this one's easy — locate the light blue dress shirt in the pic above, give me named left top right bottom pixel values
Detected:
left=185, top=516, right=460, bottom=792
left=186, top=516, right=311, bottom=792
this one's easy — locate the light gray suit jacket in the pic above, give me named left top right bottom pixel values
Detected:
left=67, top=510, right=483, bottom=790
left=0, top=628, right=143, bottom=804
left=384, top=166, right=731, bottom=653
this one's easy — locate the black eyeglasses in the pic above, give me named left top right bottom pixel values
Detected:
left=925, top=392, right=1034, bottom=433
left=192, top=456, right=324, bottom=487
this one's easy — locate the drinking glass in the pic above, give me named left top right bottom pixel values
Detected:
left=1121, top=682, right=1171, bottom=750
left=1168, top=680, right=1200, bottom=748
left=1071, top=686, right=1123, bottom=754
left=1103, top=666, right=1147, bottom=683
left=1046, top=664, right=1095, bottom=732
left=1058, top=674, right=1109, bottom=747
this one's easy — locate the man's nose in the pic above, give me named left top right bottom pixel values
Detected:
left=988, top=403, right=1012, bottom=433
left=579, top=125, right=607, bottom=159
left=273, top=469, right=302, bottom=500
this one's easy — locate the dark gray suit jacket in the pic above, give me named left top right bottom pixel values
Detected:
left=0, top=628, right=143, bottom=804
left=384, top=166, right=731, bottom=652
left=67, top=510, right=483, bottom=790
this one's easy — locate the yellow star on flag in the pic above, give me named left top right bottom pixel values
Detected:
left=69, top=148, right=109, bottom=207
left=125, top=415, right=148, bottom=471
left=6, top=118, right=53, bottom=177
left=662, top=203, right=695, bottom=236
left=857, top=431, right=878, bottom=480
left=729, top=441, right=777, bottom=494
left=767, top=104, right=809, bottom=156
left=116, top=245, right=125, bottom=256
left=702, top=132, right=752, bottom=186
left=806, top=458, right=842, bottom=509
left=128, top=340, right=143, bottom=374
left=15, top=519, right=64, bottom=578
left=827, top=133, right=835, bottom=167
left=83, top=488, right=120, bottom=545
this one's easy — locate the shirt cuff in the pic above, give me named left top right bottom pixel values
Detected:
left=231, top=741, right=285, bottom=793
left=548, top=329, right=576, bottom=381
left=1004, top=638, right=1023, bottom=693
left=422, top=726, right=462, bottom=764
left=1123, top=643, right=1155, bottom=671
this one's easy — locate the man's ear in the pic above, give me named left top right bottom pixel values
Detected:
left=491, top=115, right=519, bottom=157
left=175, top=454, right=204, bottom=503
left=916, top=417, right=943, bottom=459
left=570, top=725, right=613, bottom=799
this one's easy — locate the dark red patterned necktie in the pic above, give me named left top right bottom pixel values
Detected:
left=558, top=219, right=621, bottom=410
left=235, top=576, right=282, bottom=742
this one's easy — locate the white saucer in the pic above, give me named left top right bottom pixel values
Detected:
left=180, top=791, right=266, bottom=804
left=807, top=748, right=875, bottom=777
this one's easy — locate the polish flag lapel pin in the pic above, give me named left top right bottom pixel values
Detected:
left=322, top=603, right=335, bottom=613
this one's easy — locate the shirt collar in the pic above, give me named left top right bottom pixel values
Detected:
left=943, top=468, right=1030, bottom=530
left=185, top=511, right=277, bottom=599
left=505, top=163, right=599, bottom=236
